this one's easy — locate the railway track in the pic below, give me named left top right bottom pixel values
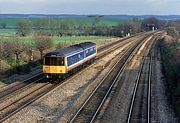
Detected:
left=0, top=32, right=148, bottom=92
left=0, top=36, right=137, bottom=102
left=0, top=33, right=149, bottom=122
left=0, top=34, right=143, bottom=103
left=68, top=33, right=155, bottom=123
left=126, top=35, right=161, bottom=123
left=0, top=33, right=142, bottom=95
left=0, top=73, right=44, bottom=98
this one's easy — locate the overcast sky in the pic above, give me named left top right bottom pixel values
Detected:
left=0, top=0, right=179, bottom=15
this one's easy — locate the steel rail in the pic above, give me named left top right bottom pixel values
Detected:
left=147, top=52, right=152, bottom=123
left=0, top=34, right=148, bottom=122
left=126, top=34, right=161, bottom=123
left=126, top=55, right=145, bottom=123
left=0, top=33, right=145, bottom=101
left=0, top=34, right=139, bottom=90
left=0, top=34, right=141, bottom=97
left=69, top=34, right=153, bottom=123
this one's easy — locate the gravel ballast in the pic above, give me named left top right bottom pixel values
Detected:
left=151, top=47, right=179, bottom=123
left=99, top=36, right=179, bottom=123
left=3, top=38, right=131, bottom=123
left=0, top=38, right=120, bottom=89
left=99, top=36, right=154, bottom=123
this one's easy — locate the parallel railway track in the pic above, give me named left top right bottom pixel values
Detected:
left=0, top=33, right=149, bottom=122
left=126, top=55, right=153, bottom=123
left=126, top=34, right=161, bottom=123
left=0, top=36, right=136, bottom=102
left=69, top=34, right=156, bottom=123
left=0, top=34, right=143, bottom=102
left=0, top=33, right=142, bottom=96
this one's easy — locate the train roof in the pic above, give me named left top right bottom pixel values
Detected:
left=45, top=42, right=96, bottom=57
left=45, top=45, right=83, bottom=57
left=79, top=42, right=96, bottom=49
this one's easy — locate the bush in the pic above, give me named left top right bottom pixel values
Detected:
left=160, top=39, right=180, bottom=114
left=19, top=64, right=31, bottom=74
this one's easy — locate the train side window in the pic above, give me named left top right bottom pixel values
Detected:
left=78, top=54, right=81, bottom=58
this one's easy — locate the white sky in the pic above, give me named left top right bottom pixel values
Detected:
left=0, top=0, right=179, bottom=15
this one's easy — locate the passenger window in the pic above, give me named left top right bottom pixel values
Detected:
left=78, top=54, right=81, bottom=58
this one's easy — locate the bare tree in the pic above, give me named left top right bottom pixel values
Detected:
left=92, top=17, right=101, bottom=35
left=24, top=42, right=35, bottom=62
left=0, top=40, right=9, bottom=74
left=2, top=42, right=12, bottom=60
left=95, top=25, right=111, bottom=36
left=167, top=27, right=179, bottom=38
left=0, top=40, right=5, bottom=61
left=33, top=33, right=53, bottom=61
left=0, top=23, right=7, bottom=28
left=123, top=22, right=140, bottom=35
left=68, top=20, right=76, bottom=36
left=17, top=19, right=32, bottom=36
left=76, top=23, right=91, bottom=36
left=33, top=18, right=47, bottom=30
left=115, top=21, right=140, bottom=37
left=167, top=27, right=179, bottom=49
left=141, top=17, right=165, bottom=31
left=168, top=20, right=180, bottom=32
left=56, top=42, right=69, bottom=49
left=8, top=38, right=27, bottom=68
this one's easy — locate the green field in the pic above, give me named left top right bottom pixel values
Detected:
left=0, top=29, right=16, bottom=35
left=0, top=17, right=127, bottom=36
left=0, top=17, right=125, bottom=28
left=3, top=36, right=110, bottom=44
left=52, top=36, right=110, bottom=43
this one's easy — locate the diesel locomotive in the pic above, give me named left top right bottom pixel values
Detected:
left=43, top=42, right=97, bottom=79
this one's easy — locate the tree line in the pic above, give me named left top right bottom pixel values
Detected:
left=0, top=17, right=168, bottom=37
left=0, top=17, right=169, bottom=76
left=0, top=32, right=56, bottom=75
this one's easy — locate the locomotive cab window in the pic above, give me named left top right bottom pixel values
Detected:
left=44, top=57, right=65, bottom=66
left=57, top=57, right=65, bottom=66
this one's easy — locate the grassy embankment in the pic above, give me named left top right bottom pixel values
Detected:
left=160, top=36, right=180, bottom=114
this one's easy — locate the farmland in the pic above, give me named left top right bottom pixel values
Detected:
left=1, top=36, right=111, bottom=43
left=0, top=17, right=125, bottom=28
left=0, top=16, right=141, bottom=80
left=0, top=17, right=128, bottom=36
left=0, top=29, right=16, bottom=35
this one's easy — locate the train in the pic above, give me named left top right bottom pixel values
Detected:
left=43, top=42, right=97, bottom=79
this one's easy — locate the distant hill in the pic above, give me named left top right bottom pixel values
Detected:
left=0, top=14, right=180, bottom=20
